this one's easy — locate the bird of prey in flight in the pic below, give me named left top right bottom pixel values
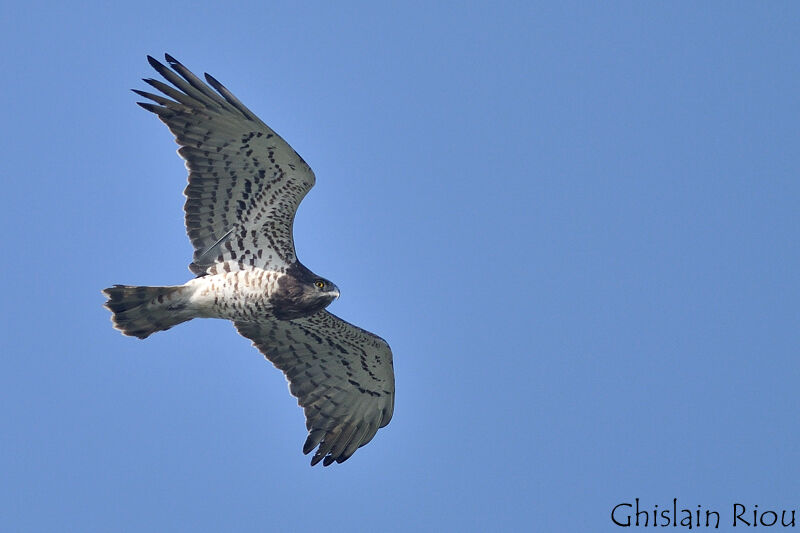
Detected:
left=103, top=54, right=395, bottom=467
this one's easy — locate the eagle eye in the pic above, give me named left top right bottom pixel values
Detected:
left=315, top=280, right=325, bottom=289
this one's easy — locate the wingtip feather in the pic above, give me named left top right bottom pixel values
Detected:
left=146, top=55, right=162, bottom=69
left=204, top=72, right=223, bottom=88
left=303, top=430, right=325, bottom=455
left=136, top=101, right=169, bottom=116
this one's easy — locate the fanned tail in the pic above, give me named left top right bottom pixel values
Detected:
left=102, top=284, right=193, bottom=339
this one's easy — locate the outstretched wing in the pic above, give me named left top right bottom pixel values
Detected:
left=135, top=54, right=315, bottom=274
left=234, top=312, right=395, bottom=466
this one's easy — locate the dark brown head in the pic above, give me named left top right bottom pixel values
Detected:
left=271, top=263, right=340, bottom=320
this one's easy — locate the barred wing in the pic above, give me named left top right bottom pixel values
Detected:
left=135, top=54, right=315, bottom=274
left=235, top=312, right=395, bottom=466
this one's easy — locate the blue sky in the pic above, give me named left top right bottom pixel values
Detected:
left=2, top=1, right=799, bottom=531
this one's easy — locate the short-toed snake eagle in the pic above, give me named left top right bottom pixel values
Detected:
left=103, top=54, right=395, bottom=467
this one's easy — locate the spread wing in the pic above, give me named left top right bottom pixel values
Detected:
left=234, top=312, right=395, bottom=466
left=135, top=54, right=315, bottom=274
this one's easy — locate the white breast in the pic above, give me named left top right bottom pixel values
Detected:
left=184, top=262, right=285, bottom=320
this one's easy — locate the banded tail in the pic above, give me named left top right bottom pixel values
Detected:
left=103, top=284, right=193, bottom=339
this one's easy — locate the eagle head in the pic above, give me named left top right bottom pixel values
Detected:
left=271, top=263, right=340, bottom=320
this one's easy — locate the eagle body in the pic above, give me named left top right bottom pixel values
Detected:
left=188, top=264, right=287, bottom=321
left=188, top=262, right=339, bottom=322
left=103, top=54, right=394, bottom=467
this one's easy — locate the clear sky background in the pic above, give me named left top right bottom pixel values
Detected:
left=2, top=2, right=799, bottom=531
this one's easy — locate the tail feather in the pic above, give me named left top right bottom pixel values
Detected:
left=103, top=284, right=193, bottom=339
